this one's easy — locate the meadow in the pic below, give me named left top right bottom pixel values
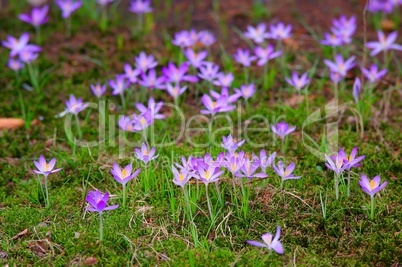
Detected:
left=0, top=0, right=401, bottom=266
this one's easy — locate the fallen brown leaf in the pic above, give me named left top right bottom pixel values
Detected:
left=83, top=257, right=98, bottom=266
left=0, top=118, right=25, bottom=130
left=285, top=94, right=305, bottom=107
left=381, top=19, right=395, bottom=31
left=283, top=38, right=299, bottom=51
left=12, top=228, right=29, bottom=240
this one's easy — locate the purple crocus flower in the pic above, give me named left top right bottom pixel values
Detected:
left=187, top=29, right=200, bottom=45
left=166, top=83, right=187, bottom=99
left=224, top=153, right=245, bottom=175
left=234, top=84, right=256, bottom=100
left=196, top=164, right=223, bottom=184
left=210, top=88, right=240, bottom=104
left=361, top=64, right=387, bottom=83
left=7, top=58, right=24, bottom=71
left=138, top=69, right=165, bottom=90
left=200, top=94, right=235, bottom=115
left=135, top=52, right=158, bottom=73
left=253, top=150, right=276, bottom=173
left=172, top=166, right=192, bottom=187
left=18, top=45, right=41, bottom=63
left=109, top=75, right=129, bottom=95
left=18, top=5, right=49, bottom=27
left=233, top=48, right=256, bottom=67
left=320, top=33, right=343, bottom=47
left=329, top=72, right=343, bottom=84
left=131, top=111, right=153, bottom=131
left=198, top=62, right=220, bottom=82
left=124, top=63, right=141, bottom=84
left=324, top=54, right=355, bottom=77
left=198, top=30, right=216, bottom=46
left=63, top=94, right=89, bottom=115
left=135, top=143, right=158, bottom=164
left=285, top=72, right=310, bottom=91
left=244, top=23, right=268, bottom=44
left=118, top=116, right=136, bottom=132
left=2, top=33, right=40, bottom=58
left=110, top=163, right=141, bottom=185
left=235, top=158, right=267, bottom=179
left=267, top=22, right=292, bottom=40
left=247, top=226, right=284, bottom=254
left=56, top=0, right=82, bottom=18
left=271, top=121, right=296, bottom=139
left=359, top=174, right=387, bottom=198
left=273, top=161, right=301, bottom=181
left=136, top=97, right=165, bottom=120
left=325, top=152, right=347, bottom=176
left=331, top=16, right=356, bottom=45
left=33, top=155, right=62, bottom=177
left=90, top=83, right=107, bottom=98
left=86, top=190, right=119, bottom=213
left=129, top=0, right=153, bottom=14
left=184, top=48, right=207, bottom=69
left=353, top=78, right=361, bottom=103
left=254, top=45, right=282, bottom=66
left=172, top=30, right=195, bottom=48
left=341, top=147, right=366, bottom=170
left=366, top=31, right=402, bottom=56
left=162, top=62, right=198, bottom=84
left=96, top=0, right=114, bottom=6
left=221, top=134, right=245, bottom=153
left=213, top=72, right=234, bottom=88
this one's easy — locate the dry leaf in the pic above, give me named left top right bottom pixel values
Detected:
left=12, top=228, right=29, bottom=240
left=0, top=118, right=25, bottom=130
left=28, top=240, right=48, bottom=258
left=381, top=19, right=395, bottom=31
left=83, top=257, right=98, bottom=266
left=285, top=94, right=305, bottom=107
left=283, top=38, right=299, bottom=51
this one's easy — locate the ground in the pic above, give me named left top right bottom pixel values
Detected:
left=0, top=0, right=402, bottom=266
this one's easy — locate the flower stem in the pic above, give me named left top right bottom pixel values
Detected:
left=44, top=175, right=49, bottom=207
left=347, top=170, right=351, bottom=197
left=244, top=67, right=249, bottom=84
left=183, top=186, right=193, bottom=221
left=122, top=184, right=127, bottom=209
left=66, top=16, right=72, bottom=38
left=205, top=184, right=213, bottom=222
left=99, top=212, right=103, bottom=241
left=370, top=196, right=375, bottom=220
left=120, top=92, right=126, bottom=111
left=74, top=114, right=82, bottom=140
left=35, top=26, right=41, bottom=45
left=334, top=173, right=339, bottom=200
left=263, top=63, right=268, bottom=90
left=37, top=175, right=46, bottom=205
left=27, top=63, right=39, bottom=92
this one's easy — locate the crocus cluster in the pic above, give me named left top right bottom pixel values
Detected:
left=118, top=98, right=164, bottom=133
left=320, top=15, right=356, bottom=47
left=172, top=29, right=216, bottom=48
left=33, top=155, right=62, bottom=207
left=324, top=54, right=355, bottom=83
left=368, top=0, right=402, bottom=13
left=2, top=33, right=41, bottom=70
left=234, top=46, right=282, bottom=68
left=244, top=22, right=292, bottom=44
left=325, top=147, right=366, bottom=198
